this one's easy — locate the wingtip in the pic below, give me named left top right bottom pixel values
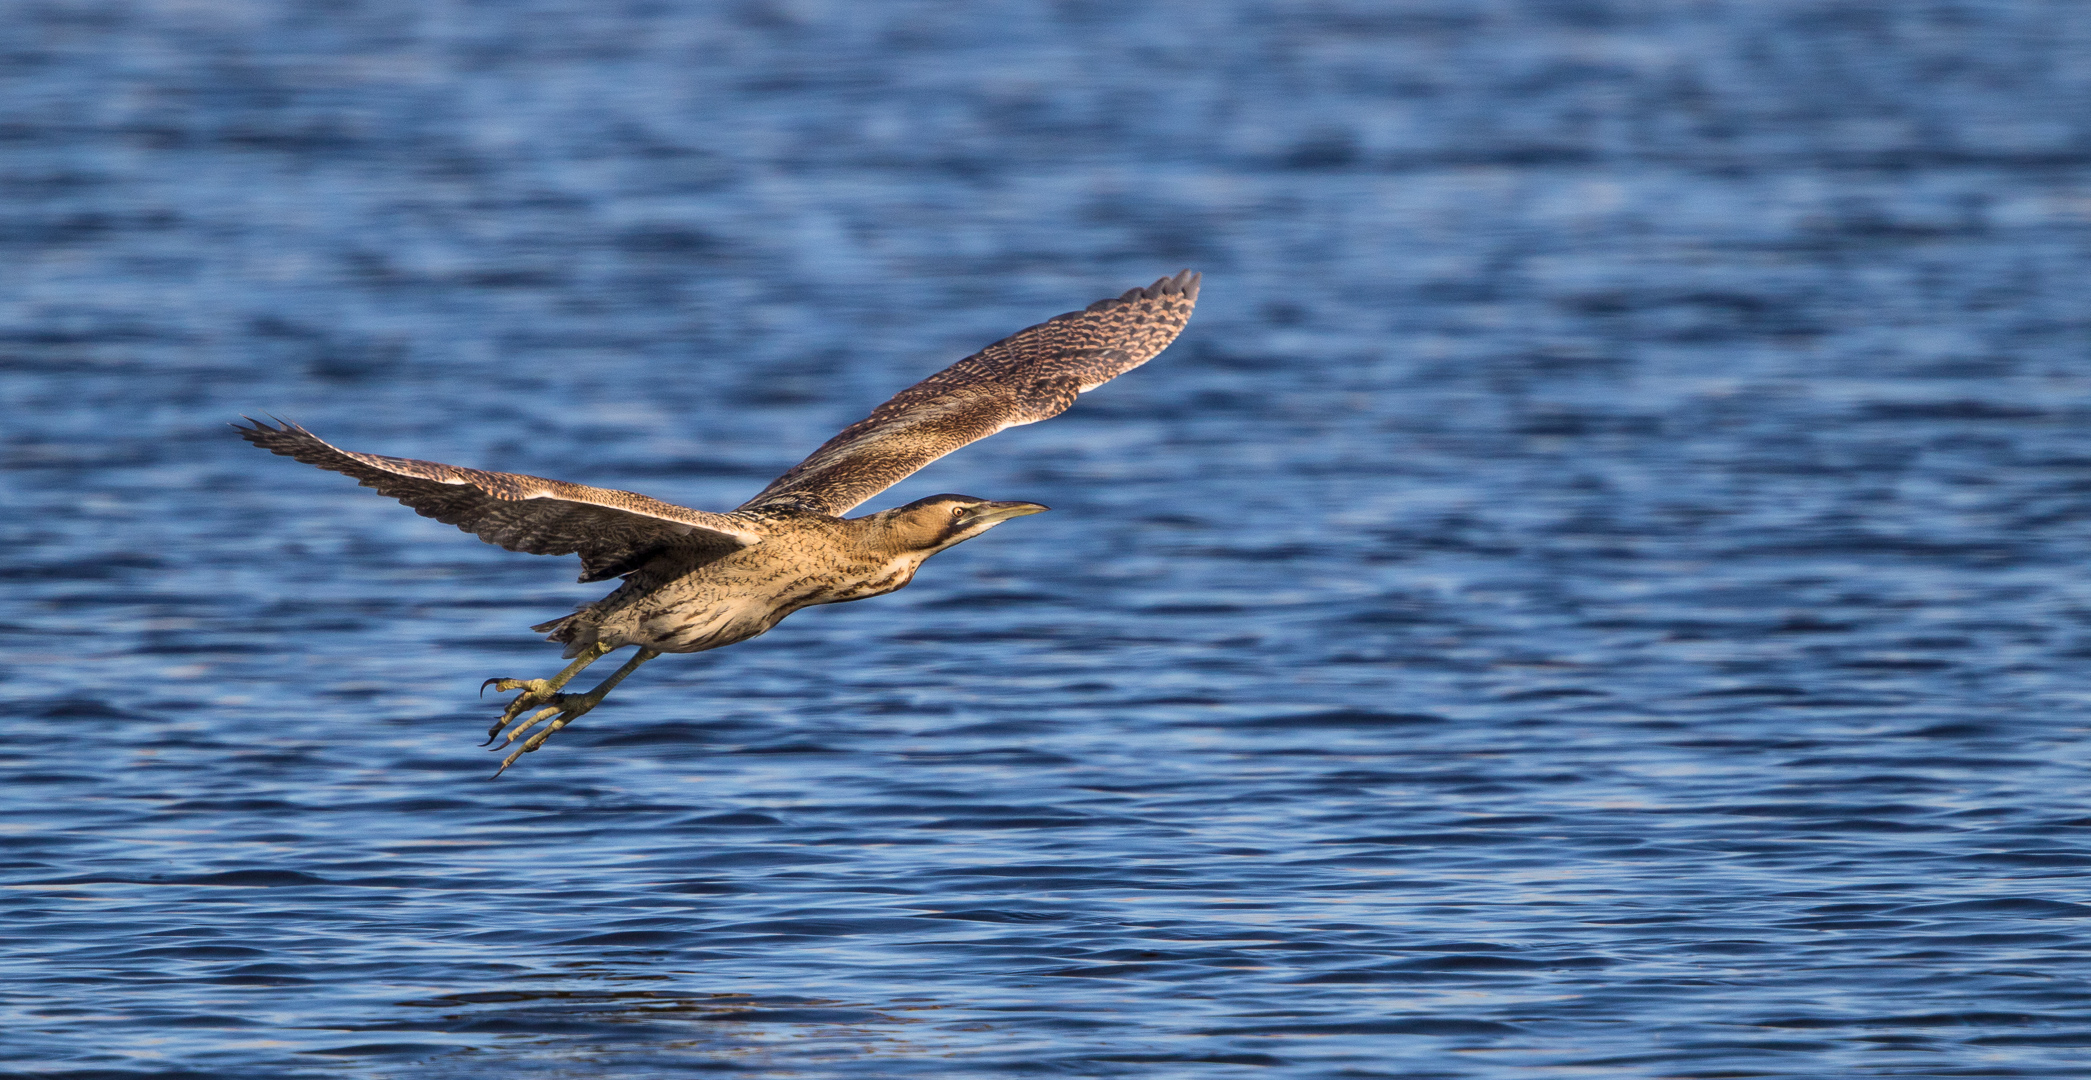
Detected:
left=1089, top=269, right=1201, bottom=312
left=234, top=415, right=324, bottom=455
left=1120, top=269, right=1200, bottom=303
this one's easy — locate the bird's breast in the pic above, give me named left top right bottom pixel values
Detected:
left=618, top=547, right=921, bottom=654
left=807, top=553, right=922, bottom=604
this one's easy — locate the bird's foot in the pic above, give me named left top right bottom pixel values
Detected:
left=480, top=645, right=657, bottom=778
left=479, top=642, right=617, bottom=745
left=487, top=692, right=604, bottom=778
left=481, top=677, right=560, bottom=744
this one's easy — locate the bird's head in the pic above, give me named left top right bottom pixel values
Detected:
left=875, top=494, right=1049, bottom=553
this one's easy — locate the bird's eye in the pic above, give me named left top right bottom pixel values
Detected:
left=951, top=506, right=968, bottom=520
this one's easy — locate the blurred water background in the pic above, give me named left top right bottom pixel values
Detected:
left=7, top=0, right=2091, bottom=1076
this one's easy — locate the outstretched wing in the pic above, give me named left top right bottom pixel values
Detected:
left=741, top=270, right=1200, bottom=516
left=237, top=420, right=761, bottom=582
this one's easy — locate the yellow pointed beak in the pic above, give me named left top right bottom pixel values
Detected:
left=969, top=501, right=1049, bottom=525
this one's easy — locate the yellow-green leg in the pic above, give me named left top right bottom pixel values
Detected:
left=490, top=647, right=662, bottom=778
left=481, top=642, right=616, bottom=744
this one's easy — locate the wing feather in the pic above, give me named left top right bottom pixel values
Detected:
left=742, top=270, right=1199, bottom=515
left=237, top=420, right=760, bottom=582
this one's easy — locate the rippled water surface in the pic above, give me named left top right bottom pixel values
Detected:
left=9, top=1, right=2091, bottom=1076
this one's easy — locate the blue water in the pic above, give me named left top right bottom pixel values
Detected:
left=7, top=1, right=2091, bottom=1076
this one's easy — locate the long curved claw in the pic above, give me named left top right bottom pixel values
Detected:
left=481, top=677, right=559, bottom=743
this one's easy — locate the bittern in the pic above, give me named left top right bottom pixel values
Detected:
left=239, top=270, right=1200, bottom=775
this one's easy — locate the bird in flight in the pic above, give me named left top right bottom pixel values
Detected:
left=240, top=270, right=1200, bottom=776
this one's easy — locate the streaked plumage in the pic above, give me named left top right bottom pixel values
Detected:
left=239, top=270, right=1200, bottom=774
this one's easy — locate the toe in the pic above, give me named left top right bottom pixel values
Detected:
left=493, top=701, right=568, bottom=748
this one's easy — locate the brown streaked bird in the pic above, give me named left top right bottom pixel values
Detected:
left=239, top=270, right=1200, bottom=776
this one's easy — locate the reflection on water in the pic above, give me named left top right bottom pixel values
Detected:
left=394, top=987, right=927, bottom=1075
left=7, top=0, right=2091, bottom=1076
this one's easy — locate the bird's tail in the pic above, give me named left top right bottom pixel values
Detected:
left=532, top=609, right=601, bottom=658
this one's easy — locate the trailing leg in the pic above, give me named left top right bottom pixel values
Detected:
left=481, top=642, right=616, bottom=744
left=489, top=648, right=662, bottom=778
